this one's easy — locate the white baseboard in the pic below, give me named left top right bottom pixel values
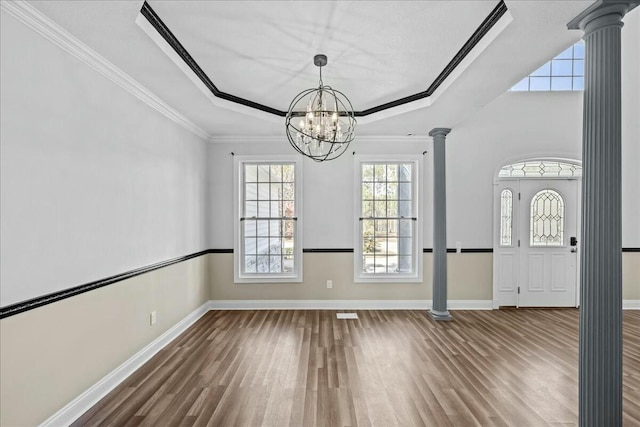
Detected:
left=39, top=301, right=211, bottom=427
left=623, top=300, right=640, bottom=310
left=208, top=299, right=494, bottom=310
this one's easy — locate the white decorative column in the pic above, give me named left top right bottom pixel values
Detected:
left=568, top=1, right=638, bottom=426
left=428, top=128, right=452, bottom=321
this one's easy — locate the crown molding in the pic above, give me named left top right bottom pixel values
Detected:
left=208, top=135, right=431, bottom=144
left=0, top=0, right=210, bottom=141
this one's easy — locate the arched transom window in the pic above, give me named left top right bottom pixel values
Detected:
left=530, top=189, right=565, bottom=246
left=499, top=160, right=582, bottom=178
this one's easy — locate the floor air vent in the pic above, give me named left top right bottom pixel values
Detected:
left=336, top=313, right=358, bottom=319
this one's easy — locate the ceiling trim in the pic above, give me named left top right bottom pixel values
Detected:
left=140, top=1, right=287, bottom=117
left=358, top=0, right=508, bottom=116
left=209, top=135, right=431, bottom=145
left=0, top=0, right=210, bottom=141
left=140, top=0, right=508, bottom=118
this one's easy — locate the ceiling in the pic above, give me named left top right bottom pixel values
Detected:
left=28, top=0, right=592, bottom=139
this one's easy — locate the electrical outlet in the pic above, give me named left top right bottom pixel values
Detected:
left=150, top=311, right=157, bottom=325
left=327, top=280, right=333, bottom=289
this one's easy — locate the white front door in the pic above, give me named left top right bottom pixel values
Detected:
left=518, top=179, right=579, bottom=307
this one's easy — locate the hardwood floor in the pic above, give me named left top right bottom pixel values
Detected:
left=73, top=309, right=640, bottom=426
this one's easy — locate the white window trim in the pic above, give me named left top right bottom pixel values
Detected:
left=353, top=154, right=423, bottom=283
left=233, top=155, right=303, bottom=283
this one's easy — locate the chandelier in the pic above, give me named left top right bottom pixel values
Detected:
left=285, top=54, right=356, bottom=162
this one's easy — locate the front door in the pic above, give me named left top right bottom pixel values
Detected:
left=518, top=179, right=579, bottom=307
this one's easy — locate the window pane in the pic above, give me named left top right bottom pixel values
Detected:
left=258, top=201, right=270, bottom=217
left=398, top=237, right=412, bottom=255
left=374, top=165, right=386, bottom=182
left=283, top=220, right=295, bottom=238
left=551, top=59, right=572, bottom=76
left=500, top=189, right=513, bottom=246
left=531, top=62, right=551, bottom=76
left=398, top=256, right=412, bottom=273
left=269, top=256, right=281, bottom=272
left=362, top=201, right=374, bottom=217
left=386, top=165, right=398, bottom=181
left=530, top=189, right=564, bottom=246
left=551, top=77, right=573, bottom=91
left=362, top=183, right=373, bottom=200
left=244, top=220, right=257, bottom=237
left=574, top=43, right=585, bottom=59
left=399, top=218, right=412, bottom=237
left=282, top=183, right=295, bottom=202
left=374, top=201, right=386, bottom=217
left=283, top=200, right=295, bottom=217
left=282, top=164, right=294, bottom=182
left=399, top=164, right=412, bottom=181
left=257, top=237, right=269, bottom=254
left=270, top=165, right=282, bottom=181
left=245, top=238, right=257, bottom=255
left=257, top=165, right=270, bottom=182
left=256, top=256, right=269, bottom=272
left=270, top=183, right=283, bottom=201
left=245, top=164, right=258, bottom=182
left=362, top=164, right=374, bottom=181
left=245, top=256, right=257, bottom=273
left=245, top=183, right=257, bottom=200
left=245, top=201, right=258, bottom=217
left=258, top=183, right=270, bottom=200
left=398, top=183, right=411, bottom=200
left=387, top=201, right=398, bottom=218
left=386, top=182, right=398, bottom=199
left=530, top=77, right=551, bottom=91
left=555, top=46, right=573, bottom=59
left=256, top=220, right=269, bottom=237
left=573, top=60, right=584, bottom=76
left=573, top=77, right=584, bottom=90
left=511, top=77, right=529, bottom=91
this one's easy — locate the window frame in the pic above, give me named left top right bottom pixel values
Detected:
left=233, top=155, right=303, bottom=283
left=353, top=155, right=423, bottom=283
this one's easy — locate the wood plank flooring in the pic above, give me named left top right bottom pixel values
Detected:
left=73, top=309, right=640, bottom=426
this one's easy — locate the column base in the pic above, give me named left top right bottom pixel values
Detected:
left=429, top=309, right=453, bottom=321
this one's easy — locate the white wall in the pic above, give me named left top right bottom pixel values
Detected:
left=0, top=11, right=208, bottom=306
left=207, top=138, right=434, bottom=249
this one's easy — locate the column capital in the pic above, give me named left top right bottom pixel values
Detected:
left=428, top=128, right=451, bottom=138
left=567, top=1, right=638, bottom=33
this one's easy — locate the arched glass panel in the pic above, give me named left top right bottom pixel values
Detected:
left=499, top=160, right=582, bottom=178
left=530, top=189, right=564, bottom=246
left=500, top=189, right=513, bottom=246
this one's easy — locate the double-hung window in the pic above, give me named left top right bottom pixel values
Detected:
left=354, top=156, right=422, bottom=282
left=234, top=156, right=303, bottom=282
